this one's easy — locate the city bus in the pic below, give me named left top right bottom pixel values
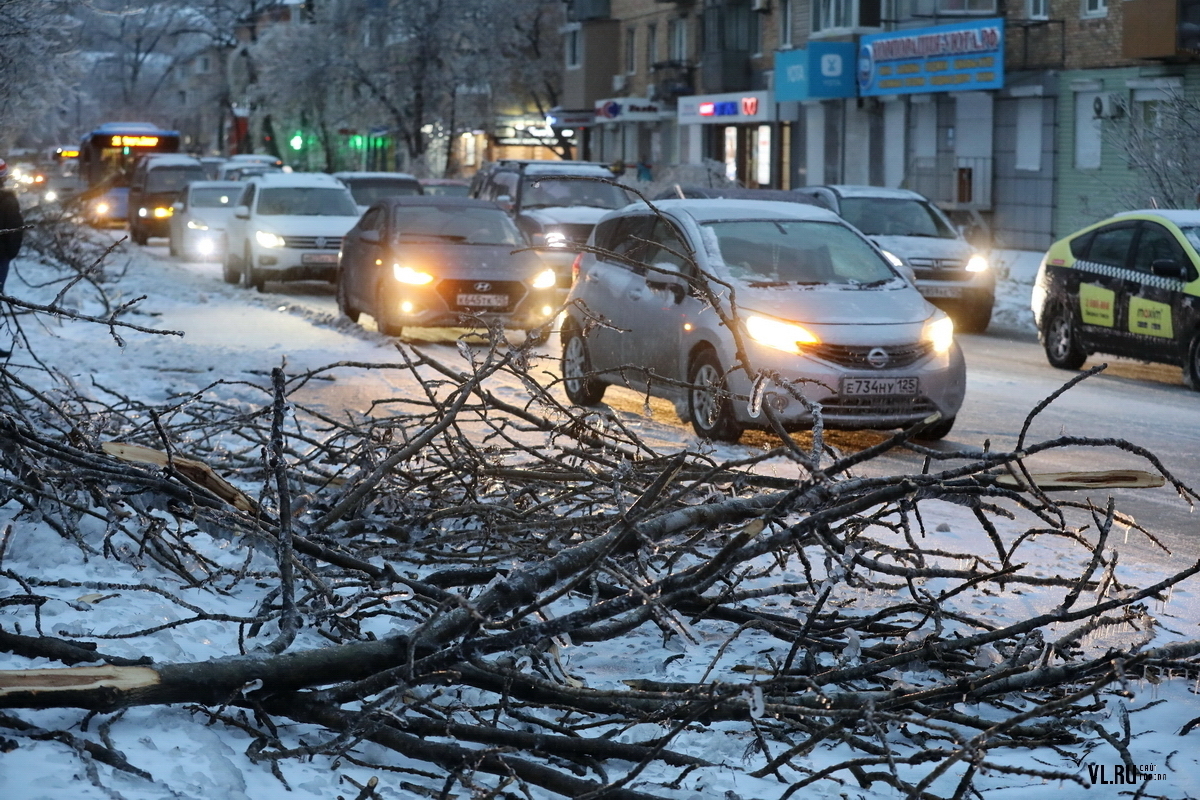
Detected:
left=77, top=122, right=182, bottom=226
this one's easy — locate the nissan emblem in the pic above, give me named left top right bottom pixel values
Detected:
left=867, top=347, right=890, bottom=369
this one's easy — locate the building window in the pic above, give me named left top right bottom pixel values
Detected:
left=565, top=28, right=581, bottom=69
left=1082, top=0, right=1107, bottom=17
left=812, top=0, right=882, bottom=34
left=647, top=23, right=658, bottom=69
left=669, top=18, right=688, bottom=61
left=1074, top=91, right=1102, bottom=169
left=196, top=55, right=211, bottom=75
left=780, top=0, right=794, bottom=48
left=1026, top=0, right=1047, bottom=18
left=939, top=0, right=996, bottom=11
left=626, top=26, right=636, bottom=74
left=1015, top=97, right=1042, bottom=171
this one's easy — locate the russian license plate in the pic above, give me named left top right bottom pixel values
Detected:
left=841, top=376, right=920, bottom=396
left=302, top=252, right=338, bottom=265
left=457, top=293, right=507, bottom=308
left=921, top=285, right=962, bottom=298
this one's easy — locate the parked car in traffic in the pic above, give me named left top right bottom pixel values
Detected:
left=84, top=186, right=129, bottom=228
left=562, top=199, right=966, bottom=442
left=1031, top=209, right=1200, bottom=387
left=337, top=196, right=559, bottom=339
left=418, top=178, right=471, bottom=197
left=792, top=185, right=995, bottom=333
left=333, top=171, right=423, bottom=212
left=222, top=172, right=361, bottom=291
left=469, top=159, right=633, bottom=291
left=167, top=180, right=243, bottom=261
left=655, top=185, right=825, bottom=207
left=127, top=154, right=207, bottom=244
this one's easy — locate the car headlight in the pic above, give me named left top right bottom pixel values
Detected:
left=256, top=230, right=286, bottom=248
left=94, top=202, right=110, bottom=216
left=187, top=219, right=210, bottom=231
left=152, top=206, right=174, bottom=219
left=965, top=254, right=989, bottom=273
left=531, top=268, right=557, bottom=289
left=880, top=249, right=905, bottom=268
left=393, top=263, right=433, bottom=285
left=745, top=314, right=820, bottom=355
left=43, top=190, right=57, bottom=203
left=543, top=230, right=568, bottom=247
left=924, top=314, right=955, bottom=354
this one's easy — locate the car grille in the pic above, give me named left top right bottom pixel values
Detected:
left=821, top=396, right=939, bottom=418
left=554, top=223, right=595, bottom=244
left=808, top=342, right=934, bottom=370
left=908, top=257, right=968, bottom=279
left=281, top=235, right=343, bottom=250
left=436, top=279, right=528, bottom=313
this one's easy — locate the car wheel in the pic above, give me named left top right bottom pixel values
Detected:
left=956, top=301, right=992, bottom=334
left=561, top=322, right=606, bottom=405
left=688, top=349, right=743, bottom=443
left=131, top=223, right=147, bottom=246
left=243, top=246, right=265, bottom=292
left=336, top=272, right=360, bottom=323
left=914, top=415, right=956, bottom=441
left=222, top=247, right=241, bottom=284
left=1184, top=331, right=1200, bottom=391
left=1042, top=303, right=1086, bottom=370
left=168, top=236, right=179, bottom=257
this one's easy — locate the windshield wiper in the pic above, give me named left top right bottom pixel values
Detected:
left=853, top=278, right=893, bottom=289
left=399, top=233, right=467, bottom=241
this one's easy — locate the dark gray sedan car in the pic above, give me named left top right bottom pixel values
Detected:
left=336, top=196, right=560, bottom=338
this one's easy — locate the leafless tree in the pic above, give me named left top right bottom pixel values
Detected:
left=1106, top=87, right=1200, bottom=210
left=0, top=0, right=83, bottom=150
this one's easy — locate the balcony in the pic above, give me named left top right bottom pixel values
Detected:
left=1124, top=0, right=1200, bottom=60
left=650, top=60, right=696, bottom=100
left=568, top=0, right=610, bottom=22
left=700, top=50, right=751, bottom=94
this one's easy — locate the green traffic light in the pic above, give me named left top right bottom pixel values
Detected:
left=290, top=134, right=303, bottom=151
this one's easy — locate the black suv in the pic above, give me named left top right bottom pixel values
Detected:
left=469, top=160, right=633, bottom=289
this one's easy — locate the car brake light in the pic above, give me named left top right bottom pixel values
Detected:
left=571, top=252, right=584, bottom=281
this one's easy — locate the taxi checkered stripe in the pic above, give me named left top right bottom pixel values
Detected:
left=1075, top=259, right=1185, bottom=292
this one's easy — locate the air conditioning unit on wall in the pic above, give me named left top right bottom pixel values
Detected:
left=612, top=74, right=627, bottom=92
left=1093, top=94, right=1126, bottom=120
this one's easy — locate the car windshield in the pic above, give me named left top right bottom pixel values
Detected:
left=257, top=187, right=359, bottom=216
left=703, top=219, right=898, bottom=286
left=392, top=206, right=524, bottom=246
left=344, top=179, right=421, bottom=205
left=520, top=175, right=631, bottom=209
left=1179, top=226, right=1200, bottom=253
left=146, top=167, right=206, bottom=193
left=190, top=187, right=238, bottom=208
left=421, top=182, right=470, bottom=197
left=837, top=197, right=958, bottom=239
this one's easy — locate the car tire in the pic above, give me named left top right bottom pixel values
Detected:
left=169, top=236, right=179, bottom=258
left=242, top=246, right=265, bottom=293
left=131, top=223, right=147, bottom=246
left=956, top=301, right=992, bottom=334
left=222, top=248, right=241, bottom=284
left=561, top=322, right=606, bottom=405
left=1042, top=303, right=1086, bottom=370
left=687, top=349, right=743, bottom=443
left=1184, top=331, right=1200, bottom=391
left=336, top=272, right=360, bottom=323
left=914, top=415, right=956, bottom=441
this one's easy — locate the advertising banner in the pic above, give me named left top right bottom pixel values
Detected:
left=774, top=43, right=857, bottom=102
left=857, top=18, right=1005, bottom=97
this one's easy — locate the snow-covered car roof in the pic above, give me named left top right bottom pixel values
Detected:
left=333, top=171, right=419, bottom=181
left=245, top=172, right=348, bottom=189
left=184, top=180, right=243, bottom=191
left=817, top=184, right=931, bottom=201
left=139, top=154, right=203, bottom=167
left=522, top=162, right=614, bottom=177
left=634, top=197, right=847, bottom=225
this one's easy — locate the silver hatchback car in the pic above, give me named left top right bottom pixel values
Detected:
left=561, top=199, right=967, bottom=442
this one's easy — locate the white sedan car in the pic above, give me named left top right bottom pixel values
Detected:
left=222, top=172, right=362, bottom=291
left=168, top=180, right=243, bottom=261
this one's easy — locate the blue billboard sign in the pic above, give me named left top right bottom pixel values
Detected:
left=774, top=42, right=857, bottom=102
left=857, top=17, right=1005, bottom=97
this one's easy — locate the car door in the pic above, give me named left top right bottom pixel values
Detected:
left=348, top=206, right=387, bottom=315
left=624, top=217, right=696, bottom=385
left=577, top=214, right=656, bottom=378
left=1117, top=220, right=1194, bottom=360
left=1071, top=220, right=1137, bottom=355
left=227, top=183, right=253, bottom=258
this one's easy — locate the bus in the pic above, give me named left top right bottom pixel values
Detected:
left=78, top=122, right=182, bottom=225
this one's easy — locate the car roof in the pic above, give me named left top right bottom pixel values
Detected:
left=1110, top=209, right=1200, bottom=225
left=186, top=180, right=243, bottom=190
left=654, top=186, right=824, bottom=206
left=247, top=172, right=347, bottom=188
left=419, top=177, right=469, bottom=184
left=521, top=162, right=614, bottom=177
left=228, top=154, right=282, bottom=162
left=808, top=184, right=930, bottom=201
left=632, top=198, right=846, bottom=224
left=334, top=171, right=419, bottom=180
left=140, top=154, right=203, bottom=167
left=378, top=196, right=504, bottom=210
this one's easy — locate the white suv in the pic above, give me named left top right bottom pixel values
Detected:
left=223, top=172, right=362, bottom=291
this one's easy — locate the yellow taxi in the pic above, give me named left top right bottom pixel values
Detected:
left=1031, top=210, right=1200, bottom=387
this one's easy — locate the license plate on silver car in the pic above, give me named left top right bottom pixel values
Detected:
left=302, top=253, right=338, bottom=265
left=921, top=285, right=962, bottom=298
left=457, top=293, right=507, bottom=308
left=840, top=377, right=920, bottom=396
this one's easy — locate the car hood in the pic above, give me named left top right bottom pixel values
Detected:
left=392, top=243, right=548, bottom=277
left=252, top=215, right=361, bottom=235
left=733, top=284, right=934, bottom=327
left=868, top=235, right=975, bottom=261
left=520, top=206, right=612, bottom=225
left=188, top=209, right=238, bottom=229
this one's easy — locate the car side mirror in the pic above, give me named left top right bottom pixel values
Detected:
left=1150, top=258, right=1187, bottom=279
left=360, top=229, right=381, bottom=244
left=495, top=194, right=514, bottom=213
left=234, top=205, right=250, bottom=219
left=647, top=271, right=687, bottom=304
left=172, top=201, right=184, bottom=212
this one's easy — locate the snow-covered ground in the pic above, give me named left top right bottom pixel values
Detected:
left=2, top=239, right=1199, bottom=800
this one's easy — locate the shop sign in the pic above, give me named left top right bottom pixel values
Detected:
left=593, top=98, right=664, bottom=123
left=774, top=43, right=857, bottom=102
left=678, top=91, right=775, bottom=125
left=547, top=108, right=596, bottom=128
left=857, top=17, right=1005, bottom=97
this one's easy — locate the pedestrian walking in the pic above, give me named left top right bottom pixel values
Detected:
left=0, top=158, right=23, bottom=295
left=636, top=160, right=653, bottom=181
